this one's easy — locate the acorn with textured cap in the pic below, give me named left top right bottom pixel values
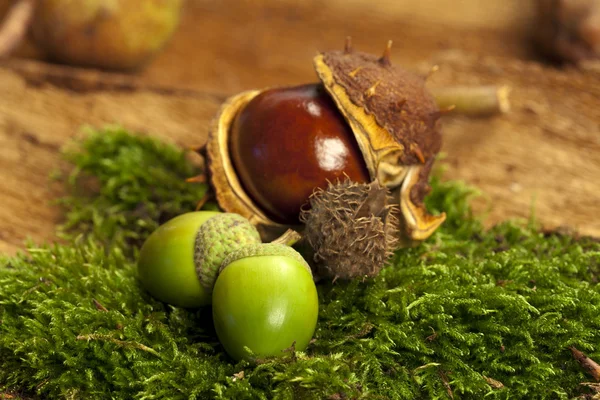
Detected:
left=212, top=243, right=319, bottom=361
left=137, top=211, right=261, bottom=308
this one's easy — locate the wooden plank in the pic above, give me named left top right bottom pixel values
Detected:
left=1, top=49, right=598, bottom=257
left=42, top=0, right=541, bottom=93
left=0, top=61, right=221, bottom=255
left=427, top=51, right=600, bottom=238
left=1, top=0, right=598, bottom=257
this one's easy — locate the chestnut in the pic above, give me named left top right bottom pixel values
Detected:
left=204, top=40, right=446, bottom=243
left=229, top=83, right=370, bottom=224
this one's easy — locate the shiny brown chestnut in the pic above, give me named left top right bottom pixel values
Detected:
left=229, top=83, right=370, bottom=224
left=204, top=39, right=447, bottom=243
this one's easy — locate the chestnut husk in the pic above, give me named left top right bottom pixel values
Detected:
left=202, top=40, right=446, bottom=243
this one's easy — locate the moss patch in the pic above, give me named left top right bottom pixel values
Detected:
left=1, top=127, right=599, bottom=399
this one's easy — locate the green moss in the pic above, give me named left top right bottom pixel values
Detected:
left=56, top=126, right=210, bottom=253
left=1, top=127, right=599, bottom=399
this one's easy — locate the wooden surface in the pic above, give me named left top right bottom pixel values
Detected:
left=1, top=0, right=599, bottom=256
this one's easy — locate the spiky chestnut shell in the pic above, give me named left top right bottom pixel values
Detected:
left=314, top=41, right=442, bottom=174
left=205, top=39, right=445, bottom=243
left=212, top=243, right=318, bottom=361
left=299, top=179, right=399, bottom=280
left=137, top=212, right=260, bottom=308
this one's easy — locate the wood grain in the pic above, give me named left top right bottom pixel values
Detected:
left=427, top=51, right=600, bottom=238
left=0, top=62, right=221, bottom=255
left=138, top=0, right=540, bottom=93
left=0, top=0, right=598, bottom=256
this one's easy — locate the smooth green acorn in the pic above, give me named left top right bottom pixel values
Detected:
left=137, top=211, right=261, bottom=308
left=212, top=243, right=319, bottom=361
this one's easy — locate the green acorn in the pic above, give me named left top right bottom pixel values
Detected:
left=212, top=243, right=318, bottom=361
left=137, top=212, right=261, bottom=308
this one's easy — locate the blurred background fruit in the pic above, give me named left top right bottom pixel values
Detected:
left=0, top=0, right=184, bottom=70
left=535, top=0, right=600, bottom=65
left=30, top=0, right=184, bottom=70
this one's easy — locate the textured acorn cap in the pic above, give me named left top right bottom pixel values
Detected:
left=220, top=243, right=312, bottom=276
left=194, top=213, right=261, bottom=293
left=300, top=178, right=399, bottom=280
